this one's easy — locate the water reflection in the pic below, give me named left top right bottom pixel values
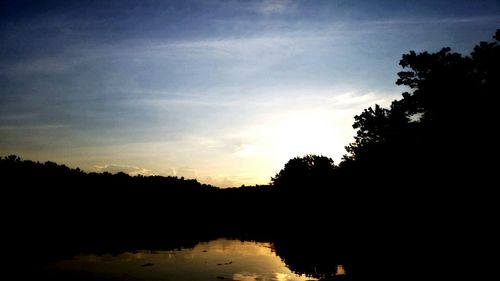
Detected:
left=335, top=265, right=346, bottom=276
left=48, top=239, right=324, bottom=281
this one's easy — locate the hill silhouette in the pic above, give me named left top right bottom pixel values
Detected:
left=2, top=29, right=499, bottom=281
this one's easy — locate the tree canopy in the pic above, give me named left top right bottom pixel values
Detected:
left=274, top=30, right=499, bottom=190
left=271, top=155, right=336, bottom=189
left=341, top=29, right=499, bottom=182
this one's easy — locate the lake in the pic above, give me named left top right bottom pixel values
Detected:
left=46, top=238, right=347, bottom=281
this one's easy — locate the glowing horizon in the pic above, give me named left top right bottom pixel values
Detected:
left=1, top=1, right=498, bottom=187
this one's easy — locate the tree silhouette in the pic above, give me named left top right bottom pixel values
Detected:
left=341, top=29, right=499, bottom=185
left=271, top=154, right=336, bottom=191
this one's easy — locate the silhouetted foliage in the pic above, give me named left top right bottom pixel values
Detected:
left=342, top=29, right=499, bottom=187
left=0, top=154, right=216, bottom=189
left=268, top=30, right=499, bottom=281
left=271, top=154, right=336, bottom=190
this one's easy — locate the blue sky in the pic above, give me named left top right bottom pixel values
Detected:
left=1, top=0, right=499, bottom=186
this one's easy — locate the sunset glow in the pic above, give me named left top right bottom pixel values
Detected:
left=1, top=1, right=498, bottom=187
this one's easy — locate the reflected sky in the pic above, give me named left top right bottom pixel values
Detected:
left=48, top=239, right=322, bottom=281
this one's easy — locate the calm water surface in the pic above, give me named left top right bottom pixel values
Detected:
left=48, top=239, right=337, bottom=281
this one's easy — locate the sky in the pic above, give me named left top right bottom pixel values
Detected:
left=1, top=0, right=499, bottom=187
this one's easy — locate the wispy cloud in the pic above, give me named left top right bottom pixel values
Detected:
left=252, top=0, right=295, bottom=15
left=355, top=15, right=500, bottom=29
left=94, top=164, right=155, bottom=176
left=0, top=124, right=69, bottom=131
left=327, top=92, right=391, bottom=109
left=166, top=35, right=298, bottom=56
left=1, top=31, right=329, bottom=79
left=3, top=57, right=72, bottom=76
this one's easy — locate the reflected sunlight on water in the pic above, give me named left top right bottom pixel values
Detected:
left=48, top=239, right=318, bottom=281
left=335, top=264, right=346, bottom=276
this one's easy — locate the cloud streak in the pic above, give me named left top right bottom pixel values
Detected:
left=94, top=164, right=154, bottom=176
left=252, top=0, right=295, bottom=15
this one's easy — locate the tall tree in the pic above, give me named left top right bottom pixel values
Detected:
left=342, top=30, right=500, bottom=183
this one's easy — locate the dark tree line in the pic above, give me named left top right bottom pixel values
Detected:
left=0, top=154, right=216, bottom=190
